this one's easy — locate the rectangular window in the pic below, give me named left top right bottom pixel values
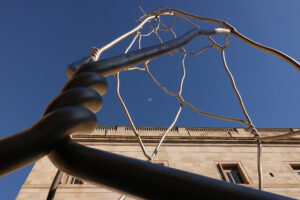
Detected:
left=217, top=163, right=248, bottom=184
left=290, top=164, right=300, bottom=177
left=61, top=175, right=84, bottom=185
left=70, top=177, right=84, bottom=184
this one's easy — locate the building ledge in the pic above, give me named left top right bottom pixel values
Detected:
left=70, top=126, right=300, bottom=144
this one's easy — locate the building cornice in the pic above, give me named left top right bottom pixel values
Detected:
left=71, top=126, right=300, bottom=144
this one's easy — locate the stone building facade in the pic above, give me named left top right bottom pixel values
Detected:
left=17, top=126, right=300, bottom=199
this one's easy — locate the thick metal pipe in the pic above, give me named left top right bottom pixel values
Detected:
left=49, top=140, right=294, bottom=200
left=44, top=87, right=103, bottom=115
left=62, top=72, right=108, bottom=96
left=67, top=28, right=229, bottom=78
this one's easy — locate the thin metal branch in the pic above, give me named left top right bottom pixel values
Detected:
left=178, top=53, right=186, bottom=95
left=151, top=105, right=183, bottom=160
left=220, top=49, right=263, bottom=191
left=138, top=29, right=249, bottom=127
left=119, top=195, right=126, bottom=200
left=159, top=15, right=177, bottom=32
left=114, top=34, right=152, bottom=160
left=138, top=33, right=142, bottom=50
left=115, top=73, right=152, bottom=160
left=257, top=140, right=263, bottom=190
left=141, top=18, right=161, bottom=37
left=146, top=7, right=172, bottom=16
left=94, top=15, right=156, bottom=60
left=144, top=63, right=177, bottom=96
left=153, top=29, right=163, bottom=43
left=224, top=34, right=231, bottom=49
left=159, top=20, right=177, bottom=39
left=186, top=46, right=213, bottom=55
left=151, top=53, right=186, bottom=160
left=139, top=6, right=147, bottom=16
left=125, top=33, right=140, bottom=54
left=174, top=13, right=200, bottom=28
left=136, top=24, right=185, bottom=161
left=127, top=67, right=145, bottom=71
left=141, top=8, right=224, bottom=25
left=182, top=100, right=251, bottom=126
left=46, top=170, right=63, bottom=200
left=126, top=33, right=144, bottom=71
left=220, top=50, right=253, bottom=125
left=232, top=30, right=300, bottom=72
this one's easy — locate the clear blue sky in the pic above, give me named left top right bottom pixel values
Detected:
left=0, top=1, right=299, bottom=199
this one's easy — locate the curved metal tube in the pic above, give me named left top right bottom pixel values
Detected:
left=44, top=87, right=103, bottom=115
left=48, top=139, right=292, bottom=200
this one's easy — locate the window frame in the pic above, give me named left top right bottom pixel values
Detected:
left=216, top=162, right=250, bottom=185
left=59, top=174, right=84, bottom=185
left=287, top=162, right=300, bottom=182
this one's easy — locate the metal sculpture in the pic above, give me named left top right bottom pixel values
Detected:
left=1, top=8, right=300, bottom=200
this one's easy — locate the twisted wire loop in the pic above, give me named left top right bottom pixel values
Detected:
left=0, top=7, right=299, bottom=200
